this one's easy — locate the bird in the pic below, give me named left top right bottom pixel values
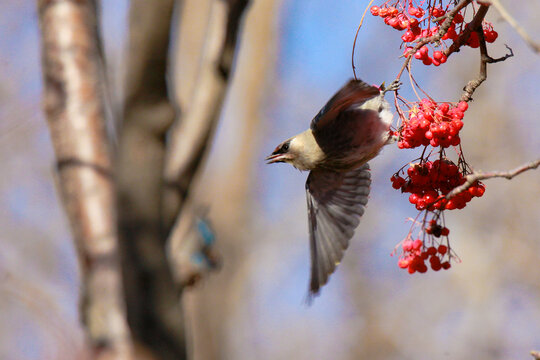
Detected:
left=266, top=78, right=398, bottom=300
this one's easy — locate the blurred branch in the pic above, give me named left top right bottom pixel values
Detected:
left=162, top=0, right=250, bottom=282
left=163, top=0, right=250, bottom=211
left=531, top=350, right=540, bottom=360
left=487, top=0, right=540, bottom=53
left=117, top=0, right=186, bottom=358
left=446, top=158, right=540, bottom=198
left=37, top=0, right=132, bottom=358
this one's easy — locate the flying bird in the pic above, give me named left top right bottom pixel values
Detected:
left=266, top=78, right=397, bottom=299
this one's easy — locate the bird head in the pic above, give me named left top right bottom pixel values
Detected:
left=266, top=138, right=296, bottom=165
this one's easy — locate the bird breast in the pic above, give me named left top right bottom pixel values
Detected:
left=316, top=100, right=392, bottom=171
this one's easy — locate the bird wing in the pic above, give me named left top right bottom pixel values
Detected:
left=305, top=163, right=371, bottom=299
left=310, top=79, right=380, bottom=133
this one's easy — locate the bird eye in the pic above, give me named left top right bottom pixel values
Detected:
left=281, top=142, right=289, bottom=152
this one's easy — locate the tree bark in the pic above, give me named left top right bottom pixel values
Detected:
left=37, top=0, right=133, bottom=358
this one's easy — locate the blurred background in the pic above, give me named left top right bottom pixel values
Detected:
left=1, top=0, right=540, bottom=359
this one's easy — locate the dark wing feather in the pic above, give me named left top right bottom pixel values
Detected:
left=310, top=79, right=380, bottom=133
left=305, top=163, right=371, bottom=300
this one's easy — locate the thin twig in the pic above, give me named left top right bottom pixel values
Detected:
left=488, top=0, right=540, bottom=53
left=162, top=0, right=250, bottom=284
left=163, top=0, right=249, bottom=200
left=352, top=0, right=375, bottom=80
left=446, top=158, right=540, bottom=198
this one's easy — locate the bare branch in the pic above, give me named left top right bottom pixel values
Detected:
left=163, top=0, right=249, bottom=199
left=458, top=6, right=514, bottom=102
left=488, top=0, right=540, bottom=53
left=446, top=158, right=540, bottom=198
left=162, top=0, right=250, bottom=252
left=37, top=0, right=132, bottom=358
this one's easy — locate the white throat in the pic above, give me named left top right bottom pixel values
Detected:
left=289, top=130, right=325, bottom=171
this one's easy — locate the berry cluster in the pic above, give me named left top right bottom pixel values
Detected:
left=370, top=1, right=498, bottom=66
left=398, top=237, right=451, bottom=273
left=391, top=159, right=486, bottom=211
left=367, top=1, right=498, bottom=275
left=397, top=99, right=468, bottom=149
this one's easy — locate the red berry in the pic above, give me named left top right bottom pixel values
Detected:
left=485, top=30, right=498, bottom=43
left=452, top=110, right=465, bottom=120
left=416, top=198, right=427, bottom=210
left=402, top=30, right=416, bottom=42
left=370, top=6, right=380, bottom=16
left=412, top=239, right=423, bottom=251
left=439, top=54, right=447, bottom=63
left=437, top=245, right=448, bottom=255
left=399, top=20, right=409, bottom=30
left=423, top=192, right=436, bottom=205
left=420, top=119, right=431, bottom=129
left=403, top=240, right=413, bottom=252
left=452, top=119, right=464, bottom=130
left=398, top=258, right=410, bottom=268
left=388, top=17, right=399, bottom=27
left=475, top=183, right=486, bottom=197
left=403, top=47, right=413, bottom=57
left=457, top=101, right=468, bottom=112
left=431, top=7, right=445, bottom=18
left=441, top=227, right=450, bottom=236
left=445, top=199, right=456, bottom=210
left=441, top=261, right=451, bottom=270
left=409, top=19, right=419, bottom=28
left=438, top=102, right=449, bottom=113
left=467, top=31, right=480, bottom=48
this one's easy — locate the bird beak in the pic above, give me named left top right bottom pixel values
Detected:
left=265, top=153, right=286, bottom=164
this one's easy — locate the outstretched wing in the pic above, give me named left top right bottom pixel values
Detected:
left=310, top=79, right=380, bottom=133
left=305, top=163, right=371, bottom=299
